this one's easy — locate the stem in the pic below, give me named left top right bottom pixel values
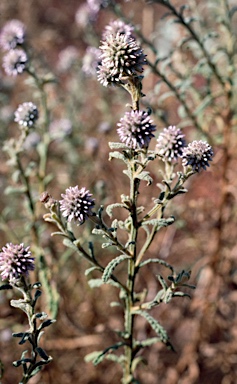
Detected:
left=123, top=160, right=139, bottom=383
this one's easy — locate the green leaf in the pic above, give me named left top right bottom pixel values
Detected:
left=102, top=255, right=130, bottom=283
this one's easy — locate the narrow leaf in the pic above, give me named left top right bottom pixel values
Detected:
left=102, top=255, right=130, bottom=283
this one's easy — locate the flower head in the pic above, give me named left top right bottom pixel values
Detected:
left=14, top=102, right=39, bottom=127
left=57, top=46, right=79, bottom=73
left=0, top=20, right=25, bottom=51
left=156, top=125, right=186, bottom=161
left=117, top=110, right=156, bottom=149
left=2, top=49, right=28, bottom=76
left=60, top=186, right=95, bottom=224
left=102, top=19, right=135, bottom=40
left=97, top=33, right=146, bottom=87
left=82, top=46, right=101, bottom=77
left=49, top=118, right=72, bottom=140
left=0, top=243, right=34, bottom=282
left=181, top=140, right=213, bottom=172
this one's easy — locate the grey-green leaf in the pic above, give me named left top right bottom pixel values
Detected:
left=102, top=255, right=130, bottom=283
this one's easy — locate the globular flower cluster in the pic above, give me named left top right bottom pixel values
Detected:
left=97, top=32, right=146, bottom=87
left=57, top=46, right=79, bottom=73
left=2, top=48, right=28, bottom=76
left=49, top=118, right=72, bottom=140
left=60, top=186, right=95, bottom=224
left=181, top=140, right=213, bottom=172
left=0, top=243, right=34, bottom=282
left=82, top=46, right=101, bottom=77
left=102, top=19, right=135, bottom=40
left=14, top=102, right=39, bottom=127
left=117, top=110, right=156, bottom=149
left=0, top=19, right=25, bottom=51
left=156, top=125, right=186, bottom=162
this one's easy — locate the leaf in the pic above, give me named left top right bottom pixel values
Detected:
left=0, top=283, right=13, bottom=290
left=85, top=342, right=125, bottom=366
left=102, top=255, right=130, bottom=283
left=63, top=238, right=78, bottom=251
left=88, top=278, right=104, bottom=289
left=135, top=171, right=153, bottom=185
left=109, top=151, right=128, bottom=163
left=139, top=258, right=174, bottom=273
left=85, top=266, right=100, bottom=276
left=35, top=347, right=50, bottom=361
left=4, top=186, right=27, bottom=195
left=38, top=319, right=56, bottom=330
left=133, top=310, right=173, bottom=349
left=141, top=217, right=175, bottom=228
left=135, top=337, right=163, bottom=348
left=106, top=203, right=125, bottom=218
left=108, top=142, right=129, bottom=149
left=13, top=358, right=33, bottom=367
left=92, top=228, right=105, bottom=236
left=35, top=312, right=48, bottom=320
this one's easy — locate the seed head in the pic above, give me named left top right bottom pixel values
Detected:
left=156, top=125, right=186, bottom=161
left=0, top=20, right=25, bottom=51
left=60, top=186, right=95, bottom=224
left=117, top=110, right=156, bottom=149
left=2, top=49, right=28, bottom=76
left=0, top=243, right=34, bottom=282
left=181, top=140, right=213, bottom=172
left=97, top=33, right=146, bottom=86
left=14, top=102, right=39, bottom=127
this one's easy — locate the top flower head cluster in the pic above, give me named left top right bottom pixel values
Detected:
left=0, top=19, right=28, bottom=76
left=97, top=19, right=146, bottom=87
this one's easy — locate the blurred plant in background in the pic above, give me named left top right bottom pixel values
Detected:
left=0, top=0, right=236, bottom=383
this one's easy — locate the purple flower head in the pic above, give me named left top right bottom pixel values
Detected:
left=117, top=110, right=156, bottom=149
left=57, top=46, right=79, bottom=73
left=0, top=20, right=25, bottom=51
left=3, top=49, right=28, bottom=76
left=181, top=140, right=213, bottom=172
left=97, top=33, right=146, bottom=87
left=49, top=118, right=72, bottom=140
left=0, top=243, right=34, bottom=282
left=60, top=186, right=95, bottom=224
left=82, top=47, right=101, bottom=77
left=14, top=102, right=39, bottom=127
left=87, top=0, right=110, bottom=13
left=102, top=19, right=135, bottom=40
left=156, top=125, right=186, bottom=162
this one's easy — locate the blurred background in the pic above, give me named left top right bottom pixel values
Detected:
left=0, top=0, right=237, bottom=383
